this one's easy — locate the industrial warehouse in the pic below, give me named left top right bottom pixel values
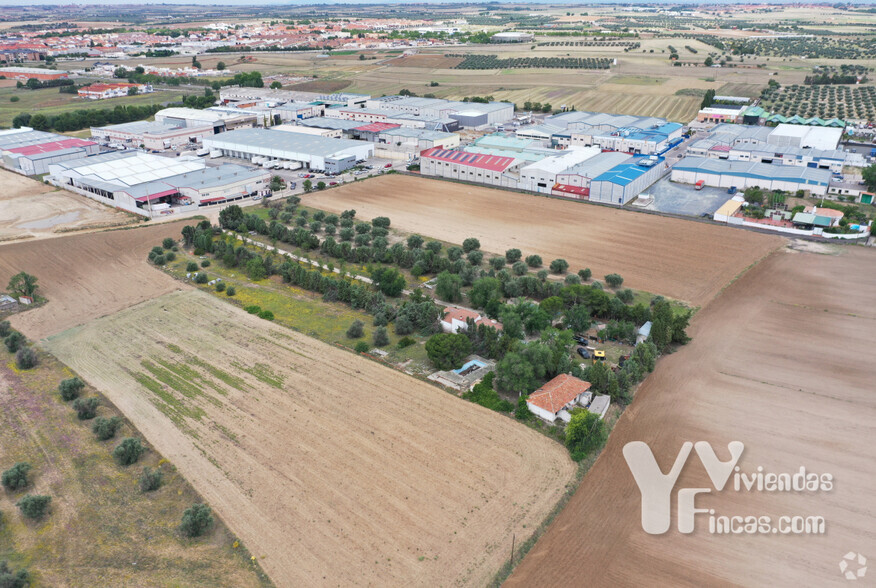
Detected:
left=48, top=151, right=270, bottom=216
left=671, top=157, right=833, bottom=195
left=0, top=127, right=100, bottom=175
left=202, top=128, right=374, bottom=172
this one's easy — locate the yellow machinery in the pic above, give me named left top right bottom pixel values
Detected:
left=593, top=350, right=606, bottom=364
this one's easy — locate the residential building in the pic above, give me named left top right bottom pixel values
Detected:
left=526, top=374, right=593, bottom=424
left=440, top=307, right=502, bottom=334
left=78, top=82, right=151, bottom=100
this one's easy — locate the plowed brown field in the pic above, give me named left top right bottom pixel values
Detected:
left=46, top=289, right=577, bottom=587
left=507, top=246, right=876, bottom=586
left=305, top=175, right=783, bottom=306
left=0, top=222, right=187, bottom=339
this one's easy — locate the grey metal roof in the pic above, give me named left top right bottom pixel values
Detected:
left=0, top=128, right=66, bottom=149
left=94, top=120, right=187, bottom=135
left=674, top=156, right=832, bottom=185
left=204, top=127, right=369, bottom=156
left=299, top=117, right=363, bottom=131
left=562, top=151, right=633, bottom=178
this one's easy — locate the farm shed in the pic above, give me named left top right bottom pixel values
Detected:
left=0, top=294, right=18, bottom=312
left=526, top=374, right=593, bottom=424
left=202, top=128, right=373, bottom=171
left=671, top=156, right=831, bottom=196
left=588, top=157, right=666, bottom=206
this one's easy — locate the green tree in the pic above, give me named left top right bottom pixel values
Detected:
left=578, top=268, right=592, bottom=281
left=139, top=467, right=163, bottom=492
left=15, top=347, right=37, bottom=370
left=180, top=503, right=214, bottom=538
left=604, top=273, right=624, bottom=288
left=303, top=179, right=312, bottom=192
left=346, top=319, right=364, bottom=339
left=114, top=437, right=145, bottom=466
left=217, top=61, right=226, bottom=70
left=17, top=495, right=51, bottom=519
left=218, top=205, right=243, bottom=229
left=514, top=395, right=533, bottom=420
left=495, top=351, right=538, bottom=395
left=0, top=321, right=10, bottom=337
left=371, top=267, right=406, bottom=297
left=525, top=255, right=542, bottom=268
left=316, top=181, right=326, bottom=190
left=4, top=331, right=25, bottom=353
left=435, top=271, right=462, bottom=302
left=549, top=259, right=569, bottom=274
left=373, top=327, right=389, bottom=347
left=505, top=248, right=522, bottom=263
left=72, top=397, right=99, bottom=420
left=406, top=234, right=424, bottom=249
left=862, top=163, right=876, bottom=192
left=92, top=416, right=123, bottom=441
left=7, top=272, right=38, bottom=298
left=1, top=463, right=31, bottom=491
left=425, top=333, right=472, bottom=370
left=565, top=409, right=606, bottom=461
left=462, top=237, right=480, bottom=253
left=270, top=81, right=282, bottom=89
left=565, top=304, right=591, bottom=333
left=246, top=257, right=267, bottom=281
left=468, top=277, right=502, bottom=309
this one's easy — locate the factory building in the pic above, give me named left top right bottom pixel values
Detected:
left=533, top=111, right=683, bottom=154
left=491, top=32, right=535, bottom=43
left=420, top=147, right=523, bottom=188
left=552, top=151, right=636, bottom=198
left=218, top=88, right=370, bottom=108
left=0, top=127, right=100, bottom=176
left=154, top=107, right=257, bottom=132
left=0, top=66, right=68, bottom=80
left=91, top=120, right=216, bottom=151
left=273, top=124, right=344, bottom=139
left=48, top=151, right=270, bottom=217
left=202, top=128, right=373, bottom=173
left=364, top=96, right=514, bottom=127
left=671, top=156, right=832, bottom=196
left=518, top=147, right=602, bottom=194
left=588, top=157, right=667, bottom=205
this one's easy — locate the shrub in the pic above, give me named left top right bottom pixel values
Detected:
left=0, top=560, right=29, bottom=588
left=462, top=237, right=481, bottom=253
left=447, top=246, right=463, bottom=261
left=58, top=377, right=84, bottom=401
left=617, top=288, right=634, bottom=304
left=226, top=286, right=236, bottom=296
left=505, top=248, right=522, bottom=263
left=186, top=261, right=198, bottom=272
left=152, top=255, right=166, bottom=265
left=566, top=409, right=606, bottom=461
left=488, top=257, right=505, bottom=270
left=258, top=310, right=274, bottom=320
left=200, top=259, right=211, bottom=268
left=564, top=274, right=581, bottom=285
left=372, top=216, right=390, bottom=228
left=162, top=237, right=175, bottom=249
left=578, top=268, right=592, bottom=281
left=16, top=495, right=50, bottom=519
left=605, top=273, right=624, bottom=288
left=406, top=234, right=424, bottom=249
left=373, top=327, right=389, bottom=347
left=313, top=211, right=325, bottom=222
left=164, top=251, right=176, bottom=262
left=466, top=250, right=483, bottom=266
left=3, top=331, right=27, bottom=353
left=92, top=416, right=123, bottom=441
left=346, top=319, right=364, bottom=339
left=215, top=282, right=226, bottom=292
left=139, top=466, right=163, bottom=492
left=525, top=254, right=542, bottom=268
left=114, top=437, right=145, bottom=466
left=244, top=305, right=261, bottom=314
left=1, top=463, right=31, bottom=491
left=550, top=258, right=569, bottom=274
left=394, top=315, right=414, bottom=336
left=15, top=347, right=38, bottom=370
left=180, top=503, right=214, bottom=538
left=354, top=341, right=370, bottom=353
left=72, top=397, right=99, bottom=420
left=0, top=321, right=10, bottom=337
left=397, top=336, right=416, bottom=349
left=195, top=272, right=208, bottom=284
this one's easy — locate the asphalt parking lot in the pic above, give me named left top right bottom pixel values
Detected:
left=641, top=176, right=733, bottom=217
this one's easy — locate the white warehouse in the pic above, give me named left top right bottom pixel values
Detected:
left=671, top=157, right=832, bottom=196
left=202, top=128, right=374, bottom=173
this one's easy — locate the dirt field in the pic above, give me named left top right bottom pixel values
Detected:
left=44, top=289, right=576, bottom=587
left=304, top=175, right=783, bottom=307
left=508, top=246, right=876, bottom=586
left=0, top=348, right=266, bottom=587
left=0, top=170, right=136, bottom=242
left=0, top=222, right=187, bottom=339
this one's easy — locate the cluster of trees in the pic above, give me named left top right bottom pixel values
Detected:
left=449, top=54, right=612, bottom=70
left=15, top=77, right=75, bottom=90
left=115, top=66, right=264, bottom=89
left=12, top=103, right=166, bottom=133
left=0, top=560, right=29, bottom=588
left=537, top=40, right=640, bottom=49
left=521, top=101, right=553, bottom=113
left=719, top=36, right=876, bottom=59
left=760, top=83, right=875, bottom=120
left=804, top=73, right=866, bottom=85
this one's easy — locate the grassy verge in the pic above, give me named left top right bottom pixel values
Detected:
left=0, top=344, right=272, bottom=587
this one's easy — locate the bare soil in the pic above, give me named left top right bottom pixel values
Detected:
left=0, top=222, right=188, bottom=339
left=0, top=169, right=136, bottom=242
left=305, top=175, right=784, bottom=306
left=508, top=246, right=876, bottom=586
left=44, top=289, right=577, bottom=587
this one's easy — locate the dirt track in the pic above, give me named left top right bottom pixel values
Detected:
left=0, top=222, right=188, bottom=339
left=305, top=175, right=783, bottom=306
left=0, top=169, right=135, bottom=242
left=46, top=289, right=576, bottom=587
left=507, top=246, right=876, bottom=586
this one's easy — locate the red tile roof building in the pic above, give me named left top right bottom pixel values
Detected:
left=526, top=374, right=592, bottom=423
left=441, top=306, right=503, bottom=334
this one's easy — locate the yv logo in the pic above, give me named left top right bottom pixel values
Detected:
left=623, top=441, right=744, bottom=534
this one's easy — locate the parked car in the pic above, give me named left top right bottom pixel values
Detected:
left=573, top=335, right=589, bottom=345
left=576, top=347, right=591, bottom=359
left=384, top=163, right=393, bottom=168
left=329, top=181, right=338, bottom=186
